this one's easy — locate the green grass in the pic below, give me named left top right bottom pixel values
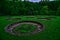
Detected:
left=0, top=15, right=60, bottom=40
left=13, top=24, right=37, bottom=33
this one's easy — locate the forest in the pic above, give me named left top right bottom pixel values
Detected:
left=0, top=1, right=60, bottom=16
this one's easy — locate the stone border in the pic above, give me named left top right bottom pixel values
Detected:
left=6, top=18, right=21, bottom=21
left=5, top=21, right=44, bottom=36
left=37, top=17, right=56, bottom=20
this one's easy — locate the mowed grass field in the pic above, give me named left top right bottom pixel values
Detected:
left=0, top=15, right=60, bottom=40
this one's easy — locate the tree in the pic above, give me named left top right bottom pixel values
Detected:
left=40, top=6, right=49, bottom=15
left=56, top=6, right=60, bottom=15
left=54, top=0, right=60, bottom=1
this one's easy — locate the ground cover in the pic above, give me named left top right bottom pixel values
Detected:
left=0, top=15, right=60, bottom=40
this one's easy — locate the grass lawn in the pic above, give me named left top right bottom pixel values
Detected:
left=13, top=24, right=37, bottom=33
left=0, top=15, right=60, bottom=40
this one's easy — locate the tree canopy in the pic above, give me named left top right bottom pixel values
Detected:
left=0, top=1, right=60, bottom=16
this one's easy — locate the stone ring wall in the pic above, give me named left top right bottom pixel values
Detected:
left=5, top=21, right=44, bottom=36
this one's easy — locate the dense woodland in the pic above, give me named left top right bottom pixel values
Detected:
left=0, top=1, right=60, bottom=16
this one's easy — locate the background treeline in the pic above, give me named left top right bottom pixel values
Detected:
left=0, top=1, right=60, bottom=16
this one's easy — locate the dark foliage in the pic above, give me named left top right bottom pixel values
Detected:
left=0, top=1, right=60, bottom=16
